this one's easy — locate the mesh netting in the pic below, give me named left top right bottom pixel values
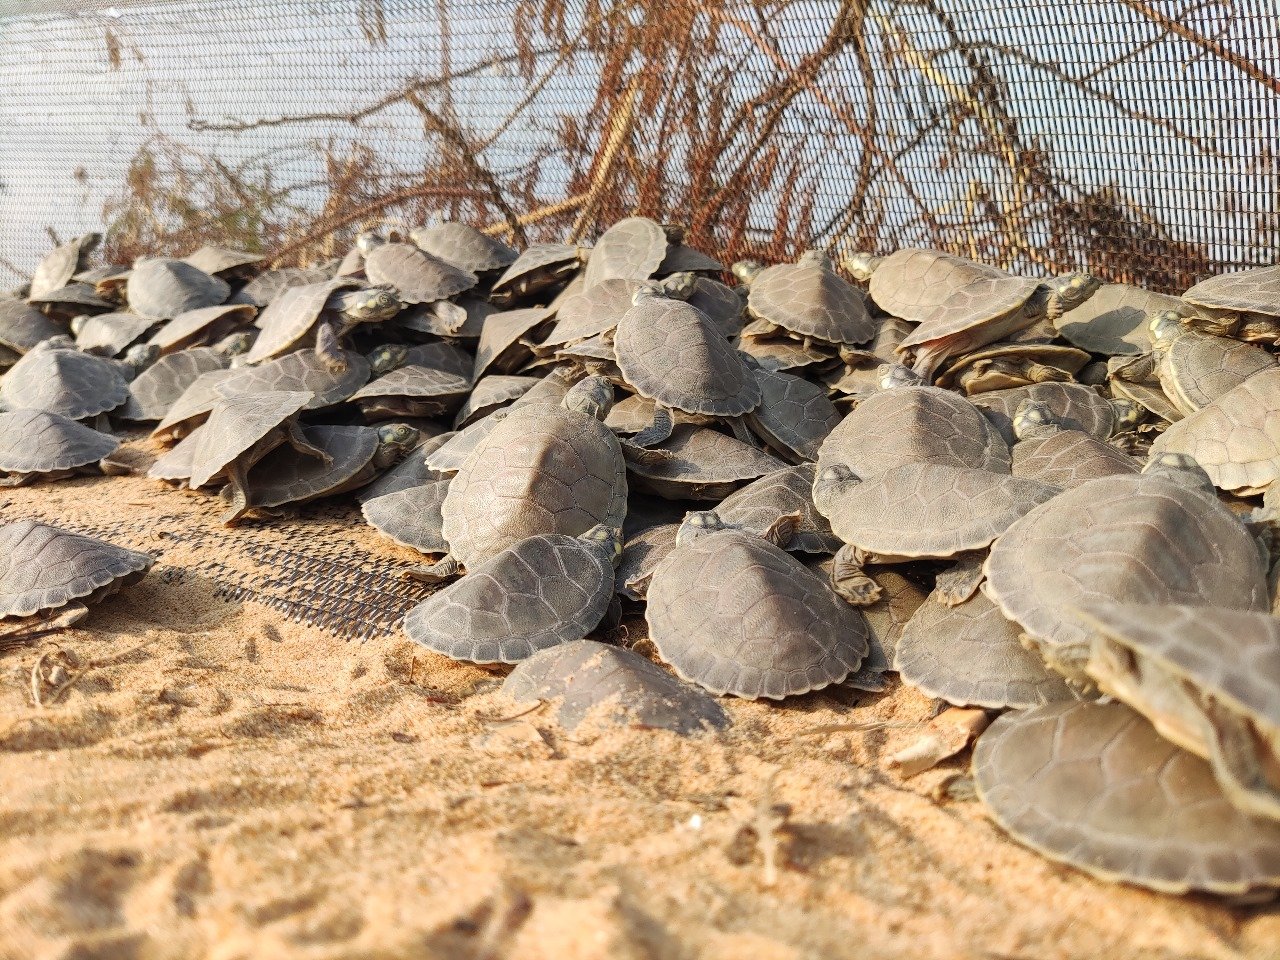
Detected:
left=1, top=0, right=1278, bottom=292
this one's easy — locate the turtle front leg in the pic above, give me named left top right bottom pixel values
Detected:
left=405, top=554, right=461, bottom=583
left=830, top=543, right=882, bottom=606
left=431, top=300, right=468, bottom=336
left=0, top=472, right=32, bottom=487
left=219, top=460, right=253, bottom=527
left=315, top=320, right=351, bottom=373
left=727, top=416, right=760, bottom=447
left=934, top=551, right=986, bottom=606
left=284, top=418, right=334, bottom=466
left=629, top=405, right=674, bottom=448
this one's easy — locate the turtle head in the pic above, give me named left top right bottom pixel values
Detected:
left=842, top=252, right=881, bottom=282
left=811, top=463, right=861, bottom=515
left=661, top=222, right=687, bottom=244
left=367, top=343, right=409, bottom=376
left=1147, top=310, right=1182, bottom=349
left=563, top=375, right=614, bottom=420
left=1012, top=399, right=1060, bottom=441
left=69, top=314, right=89, bottom=336
left=877, top=363, right=924, bottom=390
left=355, top=231, right=386, bottom=255
left=374, top=422, right=421, bottom=468
left=676, top=510, right=729, bottom=546
left=798, top=248, right=831, bottom=269
left=1109, top=397, right=1143, bottom=433
left=1051, top=272, right=1102, bottom=311
left=630, top=283, right=666, bottom=307
left=1143, top=452, right=1215, bottom=495
left=580, top=523, right=624, bottom=564
left=658, top=271, right=697, bottom=301
left=122, top=342, right=159, bottom=376
left=730, top=259, right=763, bottom=286
left=344, top=286, right=402, bottom=324
left=215, top=330, right=254, bottom=358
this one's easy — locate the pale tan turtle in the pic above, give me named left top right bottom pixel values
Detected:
left=972, top=381, right=1120, bottom=447
left=349, top=365, right=471, bottom=420
left=0, top=520, right=152, bottom=621
left=657, top=241, right=724, bottom=276
left=246, top=278, right=401, bottom=369
left=0, top=341, right=128, bottom=420
left=119, top=345, right=232, bottom=421
left=70, top=311, right=158, bottom=357
left=398, top=295, right=493, bottom=339
left=813, top=461, right=1059, bottom=605
left=473, top=306, right=555, bottom=379
left=895, top=589, right=1075, bottom=710
left=240, top=266, right=334, bottom=308
left=816, top=378, right=1011, bottom=481
left=361, top=457, right=453, bottom=557
left=150, top=368, right=246, bottom=441
left=1149, top=367, right=1280, bottom=495
left=0, top=410, right=121, bottom=485
left=1106, top=353, right=1184, bottom=424
left=847, top=248, right=1100, bottom=379
left=735, top=321, right=834, bottom=374
left=454, top=375, right=540, bottom=428
left=583, top=217, right=669, bottom=288
left=1182, top=264, right=1280, bottom=342
left=645, top=511, right=868, bottom=700
left=613, top=287, right=761, bottom=446
left=148, top=303, right=258, bottom=355
left=745, top=367, right=841, bottom=463
left=71, top=263, right=131, bottom=302
left=430, top=376, right=627, bottom=577
left=127, top=258, right=230, bottom=321
left=624, top=425, right=784, bottom=501
left=984, top=457, right=1269, bottom=685
left=29, top=234, right=101, bottom=302
left=973, top=700, right=1280, bottom=895
left=1075, top=601, right=1280, bottom=822
left=248, top=423, right=418, bottom=509
left=1010, top=399, right=1140, bottom=489
left=490, top=243, right=586, bottom=305
left=408, top=222, right=518, bottom=275
left=368, top=340, right=473, bottom=382
left=403, top=524, right=621, bottom=664
left=502, top=639, right=729, bottom=735
left=539, top=274, right=696, bottom=354
left=743, top=250, right=875, bottom=348
left=1053, top=282, right=1187, bottom=355
left=363, top=237, right=476, bottom=314
left=0, top=299, right=67, bottom=366
left=186, top=390, right=330, bottom=525
left=716, top=463, right=840, bottom=554
left=182, top=245, right=264, bottom=280
left=934, top=341, right=1091, bottom=395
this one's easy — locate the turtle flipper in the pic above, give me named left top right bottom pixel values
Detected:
left=284, top=418, right=333, bottom=466
left=219, top=461, right=253, bottom=527
left=405, top=555, right=461, bottom=583
left=314, top=320, right=351, bottom=373
left=0, top=473, right=32, bottom=487
left=934, top=551, right=985, bottom=606
left=830, top=543, right=882, bottom=606
left=629, top=405, right=674, bottom=448
left=431, top=300, right=469, bottom=336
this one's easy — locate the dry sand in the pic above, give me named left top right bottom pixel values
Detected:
left=1, top=465, right=1278, bottom=960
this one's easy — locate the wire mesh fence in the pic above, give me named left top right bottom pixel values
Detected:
left=1, top=0, right=1277, bottom=292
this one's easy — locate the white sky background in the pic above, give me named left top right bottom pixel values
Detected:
left=0, top=0, right=1277, bottom=286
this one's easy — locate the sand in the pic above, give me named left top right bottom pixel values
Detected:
left=1, top=466, right=1278, bottom=960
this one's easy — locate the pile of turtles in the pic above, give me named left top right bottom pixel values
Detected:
left=3, top=221, right=1280, bottom=897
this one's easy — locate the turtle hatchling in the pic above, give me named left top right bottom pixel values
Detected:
left=0, top=410, right=121, bottom=485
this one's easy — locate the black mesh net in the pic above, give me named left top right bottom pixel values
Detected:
left=2, top=0, right=1278, bottom=293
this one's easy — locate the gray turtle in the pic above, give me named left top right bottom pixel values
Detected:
left=0, top=300, right=66, bottom=364
left=29, top=234, right=101, bottom=302
left=240, top=266, right=334, bottom=308
left=70, top=311, right=158, bottom=357
left=182, top=245, right=264, bottom=279
left=625, top=425, right=784, bottom=501
left=1010, top=399, right=1139, bottom=489
left=363, top=237, right=476, bottom=310
left=149, top=303, right=258, bottom=355
left=0, top=410, right=122, bottom=485
left=248, top=423, right=418, bottom=509
left=490, top=243, right=586, bottom=305
left=350, top=365, right=471, bottom=420
left=119, top=343, right=238, bottom=422
left=745, top=367, right=841, bottom=462
left=473, top=306, right=556, bottom=379
left=410, top=222, right=519, bottom=275
left=1, top=342, right=128, bottom=420
left=583, top=217, right=669, bottom=288
left=362, top=470, right=452, bottom=556
left=716, top=463, right=841, bottom=554
left=745, top=249, right=876, bottom=347
left=616, top=522, right=679, bottom=600
left=127, top=258, right=230, bottom=321
left=403, top=524, right=621, bottom=663
left=454, top=375, right=539, bottom=428
left=246, top=278, right=400, bottom=369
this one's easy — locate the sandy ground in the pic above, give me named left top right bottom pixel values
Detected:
left=1, top=469, right=1278, bottom=960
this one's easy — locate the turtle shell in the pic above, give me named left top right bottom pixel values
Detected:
left=28, top=283, right=114, bottom=312
left=229, top=349, right=370, bottom=410
left=583, top=217, right=667, bottom=288
left=1183, top=265, right=1280, bottom=317
left=745, top=368, right=841, bottom=462
left=454, top=375, right=539, bottom=428
left=29, top=234, right=100, bottom=301
left=399, top=295, right=493, bottom=339
left=409, top=223, right=518, bottom=275
left=0, top=300, right=64, bottom=353
left=127, top=258, right=229, bottom=321
left=1054, top=283, right=1186, bottom=355
left=149, top=303, right=257, bottom=354
left=1011, top=430, right=1139, bottom=489
left=716, top=463, right=841, bottom=554
left=187, top=390, right=312, bottom=489
left=491, top=244, right=582, bottom=303
left=350, top=365, right=471, bottom=419
left=120, top=347, right=227, bottom=421
left=248, top=424, right=379, bottom=506
left=441, top=401, right=627, bottom=568
left=474, top=306, right=555, bottom=379
left=151, top=368, right=245, bottom=439
left=870, top=248, right=1036, bottom=329
left=817, top=385, right=1010, bottom=479
left=984, top=472, right=1268, bottom=679
left=973, top=700, right=1280, bottom=895
left=615, top=298, right=760, bottom=416
left=646, top=528, right=869, bottom=699
left=541, top=278, right=639, bottom=349
left=182, top=245, right=264, bottom=277
left=0, top=409, right=120, bottom=477
left=0, top=520, right=152, bottom=618
left=895, top=590, right=1075, bottom=709
left=626, top=425, right=784, bottom=500
left=358, top=432, right=451, bottom=502
left=241, top=267, right=332, bottom=308
left=735, top=327, right=833, bottom=373
left=689, top=278, right=745, bottom=337
left=816, top=462, right=1059, bottom=559
left=1, top=346, right=127, bottom=420
left=502, top=639, right=729, bottom=735
left=658, top=243, right=724, bottom=276
left=246, top=278, right=359, bottom=364
left=362, top=478, right=451, bottom=555
left=1160, top=330, right=1275, bottom=415
left=73, top=311, right=156, bottom=356
left=364, top=242, right=476, bottom=304
left=616, top=522, right=679, bottom=600
left=747, top=251, right=876, bottom=345
left=1149, top=367, right=1280, bottom=494
left=973, top=382, right=1116, bottom=447
left=403, top=532, right=616, bottom=663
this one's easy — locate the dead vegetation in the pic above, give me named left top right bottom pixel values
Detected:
left=95, top=0, right=1280, bottom=291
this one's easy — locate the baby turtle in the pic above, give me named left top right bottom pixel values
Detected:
left=433, top=376, right=628, bottom=576
left=119, top=345, right=235, bottom=421
left=716, top=463, right=841, bottom=554
left=246, top=279, right=400, bottom=369
left=409, top=222, right=519, bottom=275
left=614, top=287, right=761, bottom=446
left=403, top=524, right=620, bottom=664
left=248, top=423, right=418, bottom=509
left=1053, top=282, right=1187, bottom=356
left=0, top=520, right=152, bottom=621
left=1149, top=367, right=1280, bottom=495
left=349, top=365, right=471, bottom=420
left=745, top=249, right=876, bottom=347
left=646, top=511, right=869, bottom=700
left=502, top=639, right=730, bottom=735
left=974, top=700, right=1280, bottom=896
left=362, top=472, right=452, bottom=556
left=541, top=276, right=693, bottom=352
left=984, top=458, right=1269, bottom=684
left=745, top=368, right=841, bottom=462
left=126, top=258, right=230, bottom=320
left=625, top=425, right=784, bottom=501
left=490, top=243, right=586, bottom=305
left=934, top=341, right=1091, bottom=395
left=1077, top=601, right=1280, bottom=822
left=894, top=590, right=1075, bottom=710
left=972, top=381, right=1118, bottom=447
left=1, top=342, right=128, bottom=420
left=848, top=248, right=1099, bottom=379
left=0, top=410, right=121, bottom=485
left=70, top=311, right=157, bottom=357
left=0, top=299, right=65, bottom=362
left=813, top=461, right=1059, bottom=605
left=186, top=390, right=330, bottom=524
left=1182, top=264, right=1280, bottom=342
left=1010, top=400, right=1139, bottom=489
left=363, top=238, right=477, bottom=308
left=616, top=522, right=680, bottom=600
left=583, top=217, right=669, bottom=288
left=454, top=375, right=539, bottom=429
left=182, top=245, right=264, bottom=280
left=240, top=266, right=333, bottom=307
left=29, top=233, right=101, bottom=302
left=473, top=306, right=555, bottom=379
left=149, top=303, right=257, bottom=355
